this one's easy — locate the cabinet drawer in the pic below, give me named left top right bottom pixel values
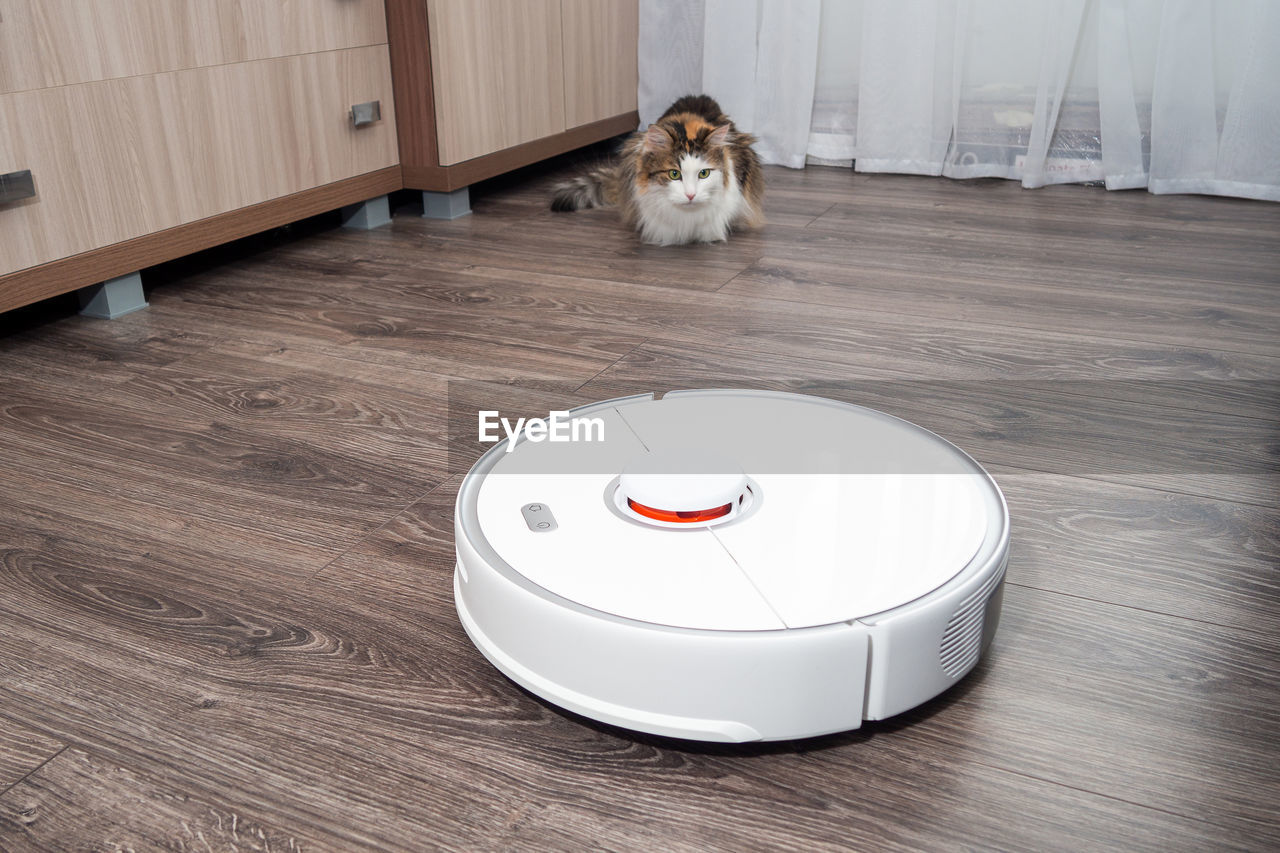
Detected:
left=0, top=0, right=389, bottom=95
left=0, top=45, right=398, bottom=276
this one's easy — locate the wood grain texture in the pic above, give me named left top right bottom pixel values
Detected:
left=0, top=311, right=223, bottom=390
left=0, top=748, right=324, bottom=851
left=0, top=166, right=401, bottom=314
left=385, top=0, right=441, bottom=171
left=561, top=0, right=639, bottom=129
left=0, top=490, right=1269, bottom=851
left=427, top=0, right=566, bottom=165
left=723, top=254, right=1280, bottom=354
left=0, top=0, right=389, bottom=95
left=776, top=177, right=1280, bottom=290
left=1, top=77, right=166, bottom=272
left=0, top=161, right=1277, bottom=850
left=362, top=259, right=1280, bottom=391
left=388, top=0, right=638, bottom=191
left=998, top=473, right=1280, bottom=630
left=401, top=111, right=639, bottom=192
left=0, top=45, right=400, bottom=277
left=314, top=496, right=1280, bottom=848
left=0, top=715, right=61, bottom=793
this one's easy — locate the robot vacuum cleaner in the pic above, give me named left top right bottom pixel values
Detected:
left=454, top=390, right=1008, bottom=742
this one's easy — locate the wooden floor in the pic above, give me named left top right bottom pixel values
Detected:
left=0, top=156, right=1277, bottom=851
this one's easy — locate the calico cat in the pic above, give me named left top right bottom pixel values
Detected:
left=551, top=95, right=764, bottom=245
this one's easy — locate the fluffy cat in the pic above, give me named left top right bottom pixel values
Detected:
left=551, top=95, right=764, bottom=245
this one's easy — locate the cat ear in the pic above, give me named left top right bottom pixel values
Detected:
left=707, top=124, right=732, bottom=147
left=643, top=124, right=672, bottom=153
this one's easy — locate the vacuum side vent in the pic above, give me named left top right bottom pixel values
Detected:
left=939, top=561, right=1007, bottom=678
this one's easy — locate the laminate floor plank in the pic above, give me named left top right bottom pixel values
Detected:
left=0, top=748, right=326, bottom=852
left=0, top=382, right=436, bottom=582
left=1, top=160, right=1277, bottom=850
left=236, top=178, right=1280, bottom=352
left=52, top=346, right=455, bottom=485
left=106, top=289, right=630, bottom=387
left=345, top=262, right=1280, bottom=394
left=770, top=229, right=1279, bottom=298
left=252, top=226, right=475, bottom=284
left=802, top=173, right=1280, bottom=284
left=810, top=194, right=1280, bottom=257
left=0, top=485, right=321, bottom=594
left=0, top=503, right=1270, bottom=851
left=142, top=281, right=367, bottom=350
left=723, top=256, right=1280, bottom=354
left=0, top=313, right=224, bottom=391
left=576, top=346, right=1279, bottom=507
left=0, top=715, right=62, bottom=795
left=998, top=473, right=1280, bottom=630
left=304, top=567, right=1272, bottom=848
left=831, top=171, right=1279, bottom=231
left=312, top=489, right=1276, bottom=847
left=160, top=268, right=648, bottom=382
left=283, top=260, right=1280, bottom=436
left=381, top=208, right=767, bottom=292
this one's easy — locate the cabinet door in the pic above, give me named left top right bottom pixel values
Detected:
left=561, top=0, right=638, bottom=130
left=427, top=0, right=566, bottom=165
left=0, top=46, right=398, bottom=276
left=0, top=1, right=389, bottom=95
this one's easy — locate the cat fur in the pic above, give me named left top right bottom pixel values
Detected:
left=551, top=95, right=764, bottom=246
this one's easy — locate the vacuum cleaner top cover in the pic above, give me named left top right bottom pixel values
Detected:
left=468, top=390, right=995, bottom=633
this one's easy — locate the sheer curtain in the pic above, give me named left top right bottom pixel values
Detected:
left=639, top=0, right=1280, bottom=201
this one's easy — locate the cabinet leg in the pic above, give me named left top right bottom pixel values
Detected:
left=340, top=194, right=392, bottom=230
left=78, top=272, right=148, bottom=319
left=422, top=188, right=470, bottom=220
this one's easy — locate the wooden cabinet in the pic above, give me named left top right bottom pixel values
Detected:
left=1, top=47, right=399, bottom=276
left=0, top=1, right=400, bottom=314
left=0, top=0, right=389, bottom=94
left=389, top=0, right=638, bottom=191
left=0, top=0, right=640, bottom=314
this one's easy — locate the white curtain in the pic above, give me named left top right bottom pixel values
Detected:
left=639, top=0, right=1280, bottom=201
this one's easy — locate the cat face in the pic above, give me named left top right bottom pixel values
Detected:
left=659, top=153, right=722, bottom=208
left=639, top=120, right=732, bottom=209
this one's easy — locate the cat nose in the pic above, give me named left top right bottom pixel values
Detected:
left=685, top=191, right=695, bottom=200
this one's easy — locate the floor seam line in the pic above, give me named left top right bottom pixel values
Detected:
left=572, top=338, right=651, bottom=394
left=1001, top=580, right=1278, bottom=637
left=305, top=476, right=460, bottom=583
left=965, top=759, right=1262, bottom=829
left=0, top=745, right=69, bottom=799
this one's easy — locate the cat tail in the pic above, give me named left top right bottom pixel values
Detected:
left=550, top=165, right=617, bottom=212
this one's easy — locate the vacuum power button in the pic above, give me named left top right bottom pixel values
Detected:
left=521, top=503, right=558, bottom=532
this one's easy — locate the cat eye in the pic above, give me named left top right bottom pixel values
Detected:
left=667, top=169, right=681, bottom=180
left=698, top=168, right=711, bottom=179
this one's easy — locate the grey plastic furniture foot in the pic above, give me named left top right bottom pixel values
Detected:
left=340, top=194, right=392, bottom=229
left=78, top=272, right=148, bottom=319
left=422, top=188, right=470, bottom=219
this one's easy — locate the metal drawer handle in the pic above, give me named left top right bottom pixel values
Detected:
left=350, top=100, right=381, bottom=128
left=0, top=170, right=35, bottom=204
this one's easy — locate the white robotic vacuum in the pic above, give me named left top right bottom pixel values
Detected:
left=454, top=390, right=1008, bottom=742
